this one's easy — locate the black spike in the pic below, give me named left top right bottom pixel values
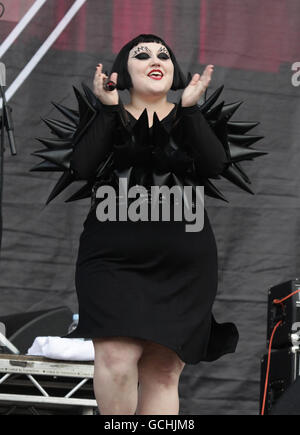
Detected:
left=134, top=166, right=149, bottom=187
left=222, top=165, right=254, bottom=194
left=51, top=102, right=79, bottom=125
left=203, top=179, right=228, bottom=202
left=114, top=166, right=135, bottom=188
left=152, top=171, right=172, bottom=187
left=43, top=118, right=76, bottom=132
left=36, top=137, right=73, bottom=150
left=73, top=86, right=95, bottom=122
left=152, top=112, right=169, bottom=149
left=42, top=118, right=75, bottom=139
left=228, top=134, right=264, bottom=147
left=32, top=148, right=73, bottom=170
left=220, top=101, right=243, bottom=122
left=65, top=182, right=93, bottom=202
left=200, top=86, right=224, bottom=114
left=227, top=121, right=260, bottom=135
left=30, top=160, right=64, bottom=172
left=46, top=172, right=75, bottom=204
left=232, top=162, right=251, bottom=184
left=131, top=108, right=150, bottom=147
left=205, top=101, right=225, bottom=121
left=228, top=143, right=268, bottom=162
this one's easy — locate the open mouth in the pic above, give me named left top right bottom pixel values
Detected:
left=147, top=70, right=164, bottom=80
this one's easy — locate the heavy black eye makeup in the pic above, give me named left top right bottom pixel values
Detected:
left=133, top=52, right=170, bottom=60
left=158, top=53, right=170, bottom=60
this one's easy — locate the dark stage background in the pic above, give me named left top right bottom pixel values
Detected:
left=0, top=0, right=300, bottom=415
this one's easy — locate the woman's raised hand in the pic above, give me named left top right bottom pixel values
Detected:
left=181, top=65, right=214, bottom=107
left=93, top=63, right=119, bottom=105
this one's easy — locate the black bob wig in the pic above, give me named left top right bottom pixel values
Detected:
left=110, top=34, right=187, bottom=91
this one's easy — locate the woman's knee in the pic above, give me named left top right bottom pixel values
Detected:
left=93, top=336, right=144, bottom=373
left=138, top=343, right=185, bottom=386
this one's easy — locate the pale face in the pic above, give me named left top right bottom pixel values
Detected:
left=127, top=42, right=174, bottom=96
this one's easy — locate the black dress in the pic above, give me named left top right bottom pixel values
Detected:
left=66, top=102, right=239, bottom=364
left=32, top=84, right=265, bottom=364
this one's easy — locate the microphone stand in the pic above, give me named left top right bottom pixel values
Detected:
left=0, top=84, right=17, bottom=256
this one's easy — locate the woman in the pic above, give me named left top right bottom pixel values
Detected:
left=70, top=34, right=235, bottom=415
left=32, top=34, right=264, bottom=415
left=87, top=37, right=219, bottom=416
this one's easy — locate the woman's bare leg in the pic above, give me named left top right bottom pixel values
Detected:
left=92, top=336, right=144, bottom=415
left=136, top=341, right=185, bottom=415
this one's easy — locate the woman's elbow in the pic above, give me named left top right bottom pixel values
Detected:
left=70, top=156, right=93, bottom=180
left=196, top=153, right=228, bottom=178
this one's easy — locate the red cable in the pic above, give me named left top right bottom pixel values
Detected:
left=261, top=320, right=282, bottom=415
left=273, top=288, right=300, bottom=305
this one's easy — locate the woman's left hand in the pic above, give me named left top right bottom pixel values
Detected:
left=181, top=65, right=214, bottom=107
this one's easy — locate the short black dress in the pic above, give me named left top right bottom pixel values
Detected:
left=65, top=101, right=239, bottom=364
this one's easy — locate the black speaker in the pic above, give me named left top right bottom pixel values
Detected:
left=260, top=348, right=296, bottom=414
left=270, top=377, right=300, bottom=415
left=0, top=306, right=73, bottom=354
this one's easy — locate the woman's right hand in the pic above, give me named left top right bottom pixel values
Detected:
left=93, top=63, right=119, bottom=106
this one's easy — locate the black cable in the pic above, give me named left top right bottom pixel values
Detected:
left=0, top=3, right=5, bottom=19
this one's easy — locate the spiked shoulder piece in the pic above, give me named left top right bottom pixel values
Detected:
left=31, top=83, right=266, bottom=205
